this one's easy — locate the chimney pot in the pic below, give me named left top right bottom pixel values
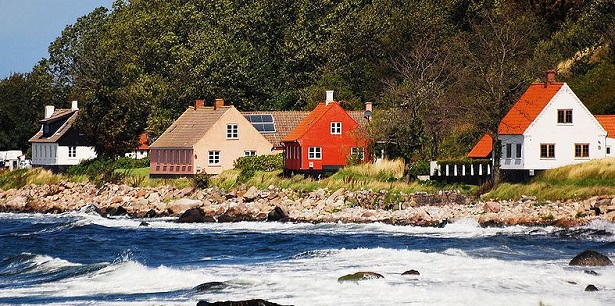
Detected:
left=44, top=105, right=55, bottom=119
left=71, top=100, right=78, bottom=111
left=194, top=99, right=205, bottom=110
left=325, top=90, right=334, bottom=105
left=214, top=98, right=224, bottom=110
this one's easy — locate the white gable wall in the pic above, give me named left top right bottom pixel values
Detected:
left=520, top=84, right=606, bottom=170
left=499, top=134, right=524, bottom=170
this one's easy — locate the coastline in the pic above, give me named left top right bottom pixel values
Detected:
left=1, top=181, right=614, bottom=227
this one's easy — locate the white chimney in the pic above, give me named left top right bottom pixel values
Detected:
left=44, top=106, right=55, bottom=119
left=325, top=90, right=334, bottom=105
left=71, top=100, right=79, bottom=111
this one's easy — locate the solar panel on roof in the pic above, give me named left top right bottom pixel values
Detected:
left=244, top=114, right=276, bottom=133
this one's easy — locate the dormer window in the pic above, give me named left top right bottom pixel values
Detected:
left=330, top=122, right=342, bottom=135
left=557, top=109, right=572, bottom=124
left=43, top=124, right=50, bottom=137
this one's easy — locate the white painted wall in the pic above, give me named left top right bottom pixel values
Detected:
left=32, top=143, right=96, bottom=166
left=504, top=84, right=607, bottom=171
left=499, top=135, right=524, bottom=170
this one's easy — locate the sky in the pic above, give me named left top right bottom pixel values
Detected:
left=0, top=0, right=114, bottom=79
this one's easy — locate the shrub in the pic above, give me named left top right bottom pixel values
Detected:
left=407, top=160, right=430, bottom=178
left=114, top=156, right=150, bottom=169
left=192, top=172, right=210, bottom=189
left=233, top=154, right=283, bottom=182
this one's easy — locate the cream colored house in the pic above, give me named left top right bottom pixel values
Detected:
left=149, top=99, right=274, bottom=177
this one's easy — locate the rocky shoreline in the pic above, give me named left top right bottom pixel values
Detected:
left=1, top=181, right=615, bottom=227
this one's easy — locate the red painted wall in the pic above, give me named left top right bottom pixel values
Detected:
left=150, top=148, right=195, bottom=175
left=285, top=104, right=368, bottom=171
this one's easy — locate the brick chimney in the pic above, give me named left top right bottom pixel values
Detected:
left=214, top=98, right=224, bottom=110
left=545, top=70, right=557, bottom=85
left=194, top=99, right=205, bottom=110
left=325, top=90, right=334, bottom=105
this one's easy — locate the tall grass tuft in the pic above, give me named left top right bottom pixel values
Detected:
left=0, top=168, right=61, bottom=190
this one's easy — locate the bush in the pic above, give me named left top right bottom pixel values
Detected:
left=407, top=160, right=430, bottom=178
left=192, top=172, right=210, bottom=189
left=114, top=156, right=150, bottom=169
left=233, top=154, right=283, bottom=182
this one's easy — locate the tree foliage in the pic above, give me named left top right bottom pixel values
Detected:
left=1, top=0, right=614, bottom=161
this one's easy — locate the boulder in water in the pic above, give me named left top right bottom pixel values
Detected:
left=402, top=269, right=420, bottom=276
left=338, top=271, right=384, bottom=282
left=196, top=299, right=287, bottom=306
left=267, top=206, right=289, bottom=222
left=569, top=250, right=613, bottom=266
left=79, top=203, right=103, bottom=216
left=585, top=284, right=599, bottom=292
left=192, top=281, right=229, bottom=292
left=178, top=208, right=216, bottom=223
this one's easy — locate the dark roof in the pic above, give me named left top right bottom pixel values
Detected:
left=29, top=109, right=78, bottom=143
left=150, top=106, right=232, bottom=148
left=241, top=111, right=309, bottom=148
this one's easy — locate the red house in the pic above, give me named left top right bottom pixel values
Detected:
left=282, top=91, right=370, bottom=174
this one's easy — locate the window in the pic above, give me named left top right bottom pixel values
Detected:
left=308, top=147, right=322, bottom=159
left=575, top=144, right=589, bottom=158
left=226, top=124, right=238, bottom=139
left=330, top=122, right=342, bottom=135
left=244, top=150, right=256, bottom=156
left=557, top=109, right=573, bottom=124
left=540, top=144, right=555, bottom=158
left=351, top=147, right=365, bottom=160
left=515, top=143, right=522, bottom=158
left=68, top=146, right=76, bottom=158
left=505, top=143, right=512, bottom=159
left=608, top=147, right=612, bottom=155
left=43, top=124, right=50, bottom=136
left=208, top=151, right=220, bottom=165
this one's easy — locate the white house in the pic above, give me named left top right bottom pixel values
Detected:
left=468, top=70, right=614, bottom=181
left=29, top=101, right=97, bottom=172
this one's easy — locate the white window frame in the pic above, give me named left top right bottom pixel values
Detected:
left=540, top=144, right=555, bottom=159
left=557, top=109, right=573, bottom=124
left=351, top=147, right=365, bottom=160
left=226, top=124, right=238, bottom=139
left=244, top=150, right=257, bottom=157
left=574, top=143, right=589, bottom=158
left=68, top=146, right=76, bottom=158
left=330, top=122, right=342, bottom=135
left=208, top=151, right=220, bottom=165
left=308, top=147, right=322, bottom=160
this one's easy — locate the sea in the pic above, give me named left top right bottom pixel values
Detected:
left=0, top=212, right=614, bottom=306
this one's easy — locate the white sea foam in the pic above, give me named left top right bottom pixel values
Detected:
left=2, top=247, right=614, bottom=305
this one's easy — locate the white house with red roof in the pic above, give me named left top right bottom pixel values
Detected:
left=467, top=70, right=614, bottom=180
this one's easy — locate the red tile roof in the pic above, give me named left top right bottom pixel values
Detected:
left=467, top=134, right=493, bottom=158
left=595, top=115, right=615, bottom=137
left=282, top=102, right=331, bottom=142
left=498, top=83, right=564, bottom=135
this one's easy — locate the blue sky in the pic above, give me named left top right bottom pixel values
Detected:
left=0, top=0, right=114, bottom=79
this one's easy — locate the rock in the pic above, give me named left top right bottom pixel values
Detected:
left=168, top=198, right=202, bottom=215
left=402, top=269, right=420, bottom=276
left=338, top=271, right=384, bottom=282
left=521, top=195, right=536, bottom=202
left=139, top=221, right=149, bottom=226
left=79, top=203, right=103, bottom=216
left=177, top=208, right=216, bottom=223
left=569, top=250, right=613, bottom=266
left=267, top=206, right=289, bottom=222
left=192, top=281, right=229, bottom=292
left=242, top=186, right=259, bottom=201
left=196, top=300, right=286, bottom=306
left=108, top=206, right=128, bottom=216
left=144, top=209, right=157, bottom=218
left=482, top=201, right=501, bottom=213
left=585, top=284, right=599, bottom=292
left=584, top=270, right=599, bottom=276
left=176, top=186, right=195, bottom=198
left=147, top=192, right=160, bottom=202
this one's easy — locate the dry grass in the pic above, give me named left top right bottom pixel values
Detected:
left=485, top=158, right=615, bottom=201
